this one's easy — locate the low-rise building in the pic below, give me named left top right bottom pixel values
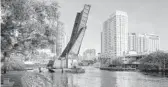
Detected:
left=83, top=49, right=96, bottom=60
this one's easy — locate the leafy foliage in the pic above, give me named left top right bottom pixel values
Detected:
left=1, top=0, right=59, bottom=59
left=111, top=57, right=123, bottom=66
left=139, top=51, right=168, bottom=71
left=1, top=58, right=25, bottom=71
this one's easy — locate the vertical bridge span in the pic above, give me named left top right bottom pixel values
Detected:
left=48, top=4, right=91, bottom=68
left=60, top=4, right=91, bottom=58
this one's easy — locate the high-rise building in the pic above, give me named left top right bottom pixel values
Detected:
left=83, top=49, right=96, bottom=60
left=56, top=21, right=66, bottom=56
left=137, top=34, right=148, bottom=54
left=101, top=10, right=128, bottom=59
left=128, top=33, right=137, bottom=52
left=146, top=34, right=160, bottom=53
left=128, top=33, right=160, bottom=54
left=101, top=32, right=104, bottom=54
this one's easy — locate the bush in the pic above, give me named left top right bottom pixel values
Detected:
left=139, top=51, right=168, bottom=71
left=1, top=58, right=25, bottom=71
left=111, top=58, right=123, bottom=66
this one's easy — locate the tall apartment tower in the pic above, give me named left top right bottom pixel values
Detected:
left=102, top=11, right=128, bottom=59
left=146, top=34, right=160, bottom=53
left=56, top=21, right=66, bottom=56
left=137, top=34, right=147, bottom=54
left=101, top=32, right=104, bottom=54
left=128, top=33, right=160, bottom=54
left=128, top=33, right=137, bottom=52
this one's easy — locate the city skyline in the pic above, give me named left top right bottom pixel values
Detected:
left=58, top=0, right=168, bottom=55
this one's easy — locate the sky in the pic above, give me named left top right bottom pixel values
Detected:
left=57, top=0, right=168, bottom=55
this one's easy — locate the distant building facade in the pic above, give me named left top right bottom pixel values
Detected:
left=128, top=33, right=137, bottom=52
left=101, top=11, right=128, bottom=59
left=56, top=21, right=67, bottom=56
left=83, top=49, right=96, bottom=60
left=128, top=33, right=160, bottom=54
left=145, top=34, right=160, bottom=53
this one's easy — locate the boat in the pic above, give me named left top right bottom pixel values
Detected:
left=48, top=68, right=55, bottom=73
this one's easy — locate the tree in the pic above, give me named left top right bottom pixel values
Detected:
left=139, top=51, right=168, bottom=71
left=111, top=58, right=123, bottom=66
left=1, top=0, right=60, bottom=71
left=1, top=0, right=59, bottom=58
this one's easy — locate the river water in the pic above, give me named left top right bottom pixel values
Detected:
left=46, top=66, right=168, bottom=87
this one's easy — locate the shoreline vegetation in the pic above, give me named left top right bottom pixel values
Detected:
left=1, top=51, right=168, bottom=87
left=1, top=58, right=52, bottom=87
left=100, top=51, right=168, bottom=74
left=139, top=51, right=168, bottom=72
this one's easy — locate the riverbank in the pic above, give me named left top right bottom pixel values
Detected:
left=1, top=67, right=84, bottom=87
left=99, top=66, right=168, bottom=78
left=25, top=64, right=47, bottom=70
left=1, top=71, right=52, bottom=87
left=100, top=67, right=137, bottom=71
left=2, top=66, right=168, bottom=87
left=100, top=66, right=168, bottom=72
left=140, top=71, right=168, bottom=77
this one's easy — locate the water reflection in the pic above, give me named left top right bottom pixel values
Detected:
left=101, top=71, right=168, bottom=87
left=100, top=70, right=117, bottom=87
left=141, top=71, right=168, bottom=78
left=46, top=67, right=168, bottom=87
